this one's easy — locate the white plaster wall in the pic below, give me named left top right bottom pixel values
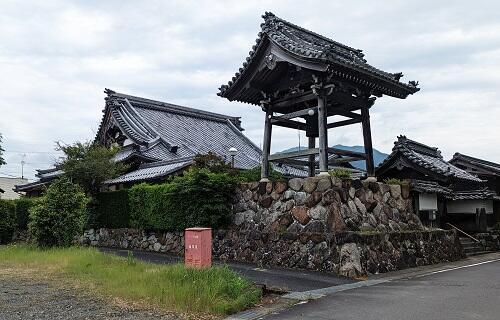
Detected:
left=418, top=193, right=438, bottom=210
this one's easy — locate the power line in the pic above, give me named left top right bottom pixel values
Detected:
left=4, top=151, right=61, bottom=155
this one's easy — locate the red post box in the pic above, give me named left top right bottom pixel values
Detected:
left=184, top=227, right=212, bottom=268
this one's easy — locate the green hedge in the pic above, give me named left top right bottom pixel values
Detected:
left=0, top=200, right=17, bottom=244
left=14, top=197, right=36, bottom=230
left=129, top=169, right=237, bottom=231
left=89, top=190, right=130, bottom=228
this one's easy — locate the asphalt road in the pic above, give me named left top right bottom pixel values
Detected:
left=264, top=258, right=500, bottom=320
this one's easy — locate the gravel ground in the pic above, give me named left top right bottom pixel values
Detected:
left=0, top=277, right=186, bottom=320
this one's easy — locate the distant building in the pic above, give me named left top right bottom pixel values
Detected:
left=449, top=153, right=500, bottom=226
left=0, top=177, right=28, bottom=200
left=376, top=136, right=499, bottom=231
left=13, top=168, right=63, bottom=197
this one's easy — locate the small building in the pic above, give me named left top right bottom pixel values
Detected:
left=376, top=136, right=498, bottom=231
left=0, top=177, right=28, bottom=200
left=13, top=168, right=63, bottom=197
left=449, top=153, right=500, bottom=225
left=95, top=89, right=306, bottom=188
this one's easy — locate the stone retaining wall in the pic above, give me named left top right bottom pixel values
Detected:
left=79, top=228, right=463, bottom=277
left=78, top=178, right=464, bottom=277
left=476, top=231, right=500, bottom=251
left=233, top=177, right=421, bottom=235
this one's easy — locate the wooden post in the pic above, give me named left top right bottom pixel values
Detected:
left=308, top=136, right=316, bottom=177
left=361, top=106, right=375, bottom=177
left=261, top=106, right=273, bottom=181
left=317, top=94, right=329, bottom=175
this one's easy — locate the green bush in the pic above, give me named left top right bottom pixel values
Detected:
left=129, top=168, right=237, bottom=231
left=237, top=165, right=284, bottom=182
left=383, top=178, right=409, bottom=186
left=88, top=190, right=130, bottom=228
left=28, top=177, right=89, bottom=247
left=0, top=200, right=16, bottom=244
left=14, top=197, right=36, bottom=230
left=329, top=168, right=352, bottom=179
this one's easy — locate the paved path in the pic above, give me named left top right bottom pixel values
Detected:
left=262, top=253, right=500, bottom=320
left=99, top=247, right=355, bottom=292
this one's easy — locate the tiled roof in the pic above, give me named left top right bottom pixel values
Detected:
left=96, top=89, right=263, bottom=171
left=218, top=12, right=419, bottom=101
left=13, top=168, right=62, bottom=193
left=377, top=136, right=483, bottom=183
left=452, top=189, right=498, bottom=201
left=104, top=159, right=193, bottom=185
left=450, top=153, right=500, bottom=176
left=411, top=179, right=453, bottom=196
left=96, top=89, right=307, bottom=183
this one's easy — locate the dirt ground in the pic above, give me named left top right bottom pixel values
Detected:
left=0, top=277, right=187, bottom=320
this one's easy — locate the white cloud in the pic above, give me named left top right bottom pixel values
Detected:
left=0, top=0, right=499, bottom=180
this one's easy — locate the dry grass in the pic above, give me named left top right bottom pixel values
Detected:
left=0, top=245, right=261, bottom=317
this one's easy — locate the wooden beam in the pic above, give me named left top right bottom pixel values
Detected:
left=261, top=107, right=273, bottom=181
left=273, top=91, right=316, bottom=108
left=329, top=156, right=363, bottom=164
left=334, top=111, right=362, bottom=120
left=317, top=94, right=329, bottom=174
left=275, top=107, right=318, bottom=120
left=270, top=158, right=310, bottom=166
left=327, top=118, right=362, bottom=129
left=270, top=117, right=308, bottom=130
left=308, top=137, right=316, bottom=177
left=269, top=148, right=319, bottom=161
left=328, top=148, right=367, bottom=159
left=361, top=106, right=375, bottom=176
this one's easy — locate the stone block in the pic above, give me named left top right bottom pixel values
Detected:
left=266, top=181, right=274, bottom=194
left=316, top=178, right=332, bottom=192
left=309, top=205, right=327, bottom=220
left=274, top=181, right=288, bottom=194
left=303, top=220, right=326, bottom=233
left=322, top=189, right=340, bottom=205
left=305, top=192, right=322, bottom=208
left=294, top=192, right=308, bottom=206
left=260, top=195, right=273, bottom=208
left=303, top=177, right=319, bottom=193
left=289, top=178, right=304, bottom=191
left=389, top=185, right=401, bottom=199
left=291, top=206, right=311, bottom=225
left=283, top=189, right=296, bottom=201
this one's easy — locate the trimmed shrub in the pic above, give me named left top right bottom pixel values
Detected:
left=237, top=165, right=284, bottom=182
left=383, top=178, right=409, bottom=186
left=329, top=168, right=352, bottom=179
left=0, top=200, right=16, bottom=243
left=88, top=190, right=130, bottom=228
left=14, top=197, right=36, bottom=230
left=129, top=169, right=237, bottom=231
left=28, top=177, right=89, bottom=247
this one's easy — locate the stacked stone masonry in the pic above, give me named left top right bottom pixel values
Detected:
left=79, top=177, right=465, bottom=277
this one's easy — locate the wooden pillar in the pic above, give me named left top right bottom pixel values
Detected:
left=317, top=94, right=329, bottom=175
left=361, top=106, right=375, bottom=176
left=308, top=136, right=316, bottom=177
left=261, top=106, right=273, bottom=181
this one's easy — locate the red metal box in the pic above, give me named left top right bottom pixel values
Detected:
left=184, top=227, right=212, bottom=268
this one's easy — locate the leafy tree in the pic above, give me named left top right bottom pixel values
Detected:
left=57, top=141, right=127, bottom=195
left=0, top=133, right=6, bottom=167
left=0, top=200, right=16, bottom=244
left=28, top=177, right=89, bottom=247
left=193, top=151, right=233, bottom=173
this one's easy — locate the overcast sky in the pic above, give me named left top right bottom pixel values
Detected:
left=1, top=0, right=499, bottom=180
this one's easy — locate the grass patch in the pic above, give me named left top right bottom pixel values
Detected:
left=0, top=245, right=261, bottom=316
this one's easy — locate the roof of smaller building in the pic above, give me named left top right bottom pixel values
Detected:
left=450, top=153, right=500, bottom=177
left=452, top=188, right=499, bottom=201
left=377, top=136, right=483, bottom=183
left=411, top=179, right=453, bottom=196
